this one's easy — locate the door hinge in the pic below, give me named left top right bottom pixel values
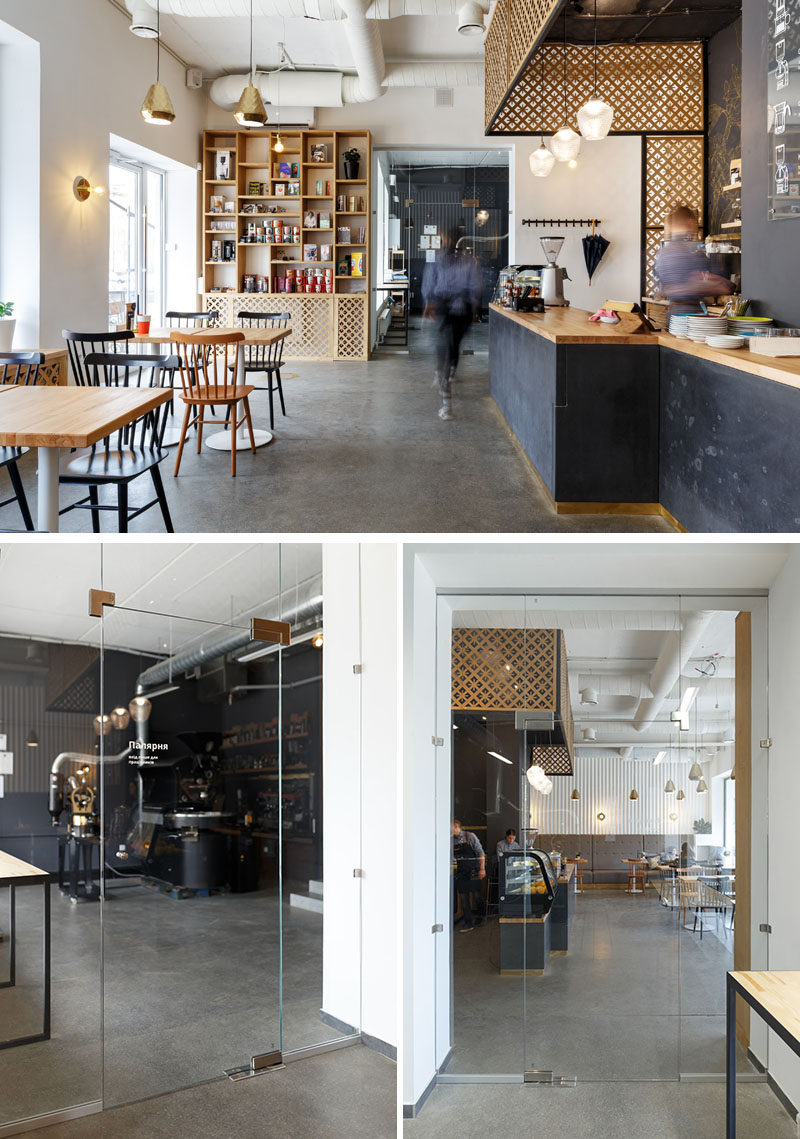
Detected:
left=225, top=1051, right=283, bottom=1081
left=353, top=664, right=363, bottom=674
left=353, top=868, right=365, bottom=878
left=759, top=923, right=773, bottom=934
left=431, top=923, right=443, bottom=934
left=431, top=735, right=444, bottom=747
left=760, top=738, right=772, bottom=749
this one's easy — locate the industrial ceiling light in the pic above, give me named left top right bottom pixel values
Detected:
left=576, top=0, right=614, bottom=141
left=580, top=686, right=598, bottom=706
left=110, top=706, right=131, bottom=731
left=676, top=789, right=686, bottom=800
left=696, top=778, right=708, bottom=793
left=582, top=727, right=597, bottom=741
left=652, top=750, right=667, bottom=766
left=529, top=54, right=556, bottom=178
left=235, top=0, right=267, bottom=127
left=93, top=714, right=112, bottom=737
left=688, top=762, right=703, bottom=781
left=664, top=779, right=675, bottom=794
left=571, top=788, right=580, bottom=800
left=129, top=0, right=159, bottom=37
left=141, top=1, right=175, bottom=126
left=550, top=10, right=581, bottom=163
left=457, top=0, right=485, bottom=36
left=128, top=695, right=152, bottom=723
left=488, top=749, right=513, bottom=765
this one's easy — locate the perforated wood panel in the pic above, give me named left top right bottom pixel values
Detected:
left=203, top=294, right=335, bottom=360
left=452, top=628, right=558, bottom=711
left=508, top=0, right=562, bottom=91
left=335, top=295, right=368, bottom=361
left=484, top=0, right=509, bottom=126
left=486, top=41, right=704, bottom=135
left=643, top=135, right=705, bottom=295
left=530, top=744, right=573, bottom=777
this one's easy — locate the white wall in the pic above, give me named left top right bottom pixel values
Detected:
left=0, top=0, right=205, bottom=346
left=514, top=136, right=643, bottom=310
left=765, top=547, right=800, bottom=1115
left=322, top=543, right=397, bottom=1054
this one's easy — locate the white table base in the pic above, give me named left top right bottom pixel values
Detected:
left=37, top=447, right=61, bottom=532
left=205, top=427, right=273, bottom=451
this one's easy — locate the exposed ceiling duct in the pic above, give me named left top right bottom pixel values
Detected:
left=127, top=0, right=467, bottom=24
left=135, top=577, right=322, bottom=694
left=631, top=611, right=716, bottom=732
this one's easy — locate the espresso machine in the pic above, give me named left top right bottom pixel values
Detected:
left=539, top=236, right=570, bottom=306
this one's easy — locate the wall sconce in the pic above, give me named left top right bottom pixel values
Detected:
left=312, top=633, right=324, bottom=649
left=73, top=177, right=106, bottom=202
left=596, top=811, right=605, bottom=821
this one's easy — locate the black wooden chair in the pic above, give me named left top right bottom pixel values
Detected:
left=57, top=353, right=174, bottom=532
left=165, top=311, right=219, bottom=329
left=0, top=352, right=41, bottom=531
left=62, top=329, right=133, bottom=386
left=234, top=311, right=290, bottom=430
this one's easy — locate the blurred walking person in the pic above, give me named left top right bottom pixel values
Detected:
left=654, top=206, right=731, bottom=322
left=422, top=229, right=482, bottom=421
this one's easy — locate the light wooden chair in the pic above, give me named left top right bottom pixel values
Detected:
left=170, top=331, right=253, bottom=478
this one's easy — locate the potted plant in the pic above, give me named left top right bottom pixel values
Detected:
left=343, top=148, right=361, bottom=180
left=0, top=302, right=14, bottom=352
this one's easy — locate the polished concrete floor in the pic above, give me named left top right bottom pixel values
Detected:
left=405, top=1081, right=795, bottom=1139
left=28, top=1045, right=396, bottom=1139
left=0, top=883, right=357, bottom=1125
left=447, top=888, right=748, bottom=1078
left=3, top=323, right=672, bottom=534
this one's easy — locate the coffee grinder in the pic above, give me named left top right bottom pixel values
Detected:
left=539, top=236, right=570, bottom=306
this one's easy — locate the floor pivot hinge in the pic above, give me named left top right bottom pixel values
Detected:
left=524, top=1071, right=576, bottom=1087
left=225, top=1051, right=284, bottom=1081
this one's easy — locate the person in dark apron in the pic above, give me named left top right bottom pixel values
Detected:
left=654, top=206, right=732, bottom=324
left=452, top=819, right=486, bottom=933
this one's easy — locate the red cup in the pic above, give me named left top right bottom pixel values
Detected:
left=137, top=316, right=151, bottom=335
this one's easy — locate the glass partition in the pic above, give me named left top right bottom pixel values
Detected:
left=435, top=590, right=768, bottom=1092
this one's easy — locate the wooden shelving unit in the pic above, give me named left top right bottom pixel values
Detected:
left=200, top=127, right=371, bottom=361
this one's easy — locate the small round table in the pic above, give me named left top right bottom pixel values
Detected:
left=622, top=858, right=647, bottom=894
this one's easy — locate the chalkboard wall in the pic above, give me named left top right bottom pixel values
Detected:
left=741, top=0, right=800, bottom=325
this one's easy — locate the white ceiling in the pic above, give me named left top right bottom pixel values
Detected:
left=153, top=11, right=482, bottom=76
left=0, top=543, right=321, bottom=655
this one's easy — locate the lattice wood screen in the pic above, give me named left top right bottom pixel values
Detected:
left=452, top=628, right=556, bottom=711
left=204, top=294, right=335, bottom=360
left=486, top=41, right=704, bottom=135
left=531, top=744, right=573, bottom=778
left=335, top=295, right=369, bottom=361
left=643, top=135, right=705, bottom=296
left=484, top=0, right=562, bottom=126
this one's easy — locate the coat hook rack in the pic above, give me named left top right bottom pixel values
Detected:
left=521, top=218, right=601, bottom=228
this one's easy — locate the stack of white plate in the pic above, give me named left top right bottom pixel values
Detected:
left=706, top=334, right=746, bottom=350
left=686, top=315, right=729, bottom=343
left=728, top=316, right=774, bottom=337
left=668, top=314, right=690, bottom=338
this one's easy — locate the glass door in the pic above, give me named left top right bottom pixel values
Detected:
left=98, top=600, right=283, bottom=1106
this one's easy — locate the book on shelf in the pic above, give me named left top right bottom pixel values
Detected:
left=304, top=210, right=319, bottom=228
left=315, top=179, right=324, bottom=195
left=303, top=244, right=318, bottom=261
left=278, top=161, right=291, bottom=178
left=291, top=162, right=300, bottom=178
left=337, top=226, right=351, bottom=243
left=319, top=244, right=332, bottom=261
left=353, top=225, right=366, bottom=243
left=350, top=251, right=365, bottom=276
left=287, top=181, right=300, bottom=196
left=337, top=254, right=351, bottom=276
left=319, top=211, right=331, bottom=229
left=248, top=180, right=262, bottom=195
left=215, top=151, right=231, bottom=180
left=275, top=183, right=286, bottom=196
left=209, top=194, right=224, bottom=213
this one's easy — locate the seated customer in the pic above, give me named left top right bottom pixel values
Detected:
left=496, top=828, right=521, bottom=856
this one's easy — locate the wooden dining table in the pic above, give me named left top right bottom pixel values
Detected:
left=0, top=385, right=172, bottom=532
left=131, top=324, right=292, bottom=451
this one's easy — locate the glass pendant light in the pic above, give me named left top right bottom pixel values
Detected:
left=577, top=0, right=614, bottom=140
left=141, top=0, right=175, bottom=125
left=235, top=0, right=267, bottom=127
left=550, top=10, right=581, bottom=163
left=529, top=54, right=556, bottom=178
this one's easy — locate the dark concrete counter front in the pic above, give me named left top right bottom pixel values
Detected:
left=490, top=303, right=800, bottom=532
left=489, top=304, right=661, bottom=509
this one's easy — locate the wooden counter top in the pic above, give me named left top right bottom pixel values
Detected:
left=490, top=302, right=656, bottom=345
left=658, top=332, right=800, bottom=392
left=729, top=972, right=800, bottom=1047
left=557, top=864, right=575, bottom=884
left=0, top=850, right=49, bottom=886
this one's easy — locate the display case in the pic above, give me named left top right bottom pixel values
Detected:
left=498, top=848, right=556, bottom=917
left=493, top=264, right=545, bottom=307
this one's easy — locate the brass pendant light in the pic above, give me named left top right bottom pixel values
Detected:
left=576, top=0, right=614, bottom=141
left=676, top=789, right=686, bottom=801
left=629, top=788, right=638, bottom=801
left=235, top=0, right=268, bottom=127
left=571, top=787, right=581, bottom=800
left=141, top=1, right=175, bottom=126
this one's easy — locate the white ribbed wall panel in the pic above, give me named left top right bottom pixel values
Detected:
left=530, top=755, right=712, bottom=837
left=0, top=682, right=95, bottom=794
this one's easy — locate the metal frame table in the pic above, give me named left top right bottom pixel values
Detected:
left=727, top=971, right=800, bottom=1137
left=0, top=851, right=51, bottom=1049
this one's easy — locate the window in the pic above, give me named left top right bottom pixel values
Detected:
left=108, top=155, right=165, bottom=326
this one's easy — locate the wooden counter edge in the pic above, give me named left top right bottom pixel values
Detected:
left=659, top=333, right=800, bottom=391
left=489, top=302, right=657, bottom=345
